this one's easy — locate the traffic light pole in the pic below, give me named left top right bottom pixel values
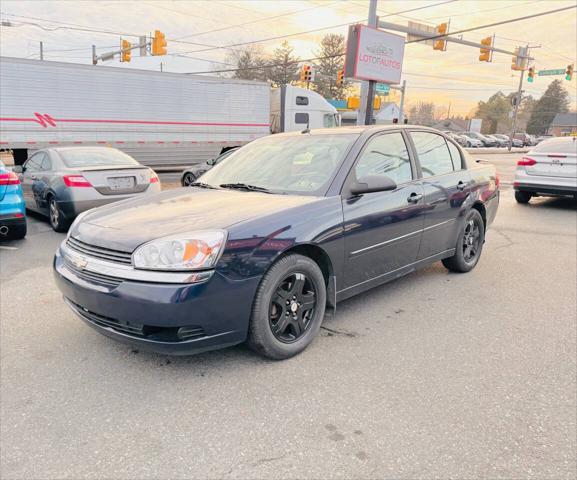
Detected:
left=357, top=0, right=378, bottom=126
left=508, top=60, right=526, bottom=151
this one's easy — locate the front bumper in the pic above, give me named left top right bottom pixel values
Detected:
left=53, top=247, right=260, bottom=355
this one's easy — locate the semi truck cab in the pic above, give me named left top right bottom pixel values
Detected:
left=270, top=85, right=340, bottom=134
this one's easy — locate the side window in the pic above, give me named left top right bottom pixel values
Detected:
left=323, top=114, right=336, bottom=128
left=295, top=112, right=309, bottom=124
left=24, top=153, right=44, bottom=172
left=411, top=131, right=454, bottom=177
left=446, top=140, right=462, bottom=170
left=354, top=132, right=413, bottom=185
left=296, top=96, right=309, bottom=106
left=40, top=154, right=52, bottom=171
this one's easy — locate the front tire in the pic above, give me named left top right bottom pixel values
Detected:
left=49, top=197, right=69, bottom=232
left=515, top=190, right=532, bottom=204
left=182, top=172, right=196, bottom=187
left=248, top=254, right=326, bottom=360
left=442, top=209, right=485, bottom=273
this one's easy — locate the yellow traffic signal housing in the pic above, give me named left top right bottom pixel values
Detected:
left=373, top=96, right=381, bottom=110
left=527, top=67, right=535, bottom=83
left=346, top=96, right=380, bottom=110
left=336, top=69, right=344, bottom=87
left=479, top=36, right=492, bottom=62
left=433, top=23, right=448, bottom=51
left=300, top=65, right=313, bottom=83
left=566, top=64, right=574, bottom=81
left=121, top=39, right=131, bottom=62
left=152, top=30, right=167, bottom=56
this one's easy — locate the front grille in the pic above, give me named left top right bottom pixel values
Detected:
left=67, top=237, right=133, bottom=265
left=63, top=258, right=123, bottom=288
left=66, top=299, right=206, bottom=343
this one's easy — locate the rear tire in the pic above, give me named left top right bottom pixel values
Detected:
left=10, top=223, right=27, bottom=239
left=49, top=197, right=69, bottom=232
left=248, top=254, right=326, bottom=360
left=442, top=209, right=485, bottom=273
left=515, top=190, right=532, bottom=204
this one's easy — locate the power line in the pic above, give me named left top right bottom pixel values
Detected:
left=406, top=4, right=577, bottom=44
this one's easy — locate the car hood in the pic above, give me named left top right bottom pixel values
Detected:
left=71, top=188, right=321, bottom=251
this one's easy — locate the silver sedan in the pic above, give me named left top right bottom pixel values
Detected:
left=14, top=147, right=161, bottom=231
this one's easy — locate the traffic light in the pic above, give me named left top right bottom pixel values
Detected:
left=527, top=66, right=535, bottom=83
left=121, top=39, right=131, bottom=62
left=336, top=69, right=344, bottom=87
left=433, top=22, right=448, bottom=51
left=152, top=30, right=167, bottom=56
left=300, top=64, right=313, bottom=83
left=566, top=64, right=574, bottom=81
left=479, top=36, right=492, bottom=62
left=511, top=46, right=527, bottom=71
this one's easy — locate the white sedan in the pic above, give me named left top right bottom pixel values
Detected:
left=514, top=137, right=577, bottom=203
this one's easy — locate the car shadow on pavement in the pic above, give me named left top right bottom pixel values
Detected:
left=522, top=196, right=577, bottom=210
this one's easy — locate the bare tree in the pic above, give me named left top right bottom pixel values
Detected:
left=225, top=45, right=269, bottom=82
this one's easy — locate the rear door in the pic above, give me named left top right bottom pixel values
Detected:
left=409, top=131, right=472, bottom=260
left=342, top=131, right=426, bottom=289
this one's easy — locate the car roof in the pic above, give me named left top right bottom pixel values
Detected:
left=275, top=125, right=444, bottom=137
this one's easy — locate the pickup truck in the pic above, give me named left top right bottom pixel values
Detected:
left=54, top=125, right=499, bottom=360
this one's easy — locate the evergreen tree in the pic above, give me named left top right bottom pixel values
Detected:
left=267, top=41, right=299, bottom=87
left=526, top=80, right=570, bottom=134
left=313, top=34, right=348, bottom=99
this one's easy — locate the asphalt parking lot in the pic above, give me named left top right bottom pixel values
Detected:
left=1, top=158, right=576, bottom=479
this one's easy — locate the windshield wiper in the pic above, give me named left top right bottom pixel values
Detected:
left=219, top=183, right=271, bottom=193
left=190, top=182, right=217, bottom=189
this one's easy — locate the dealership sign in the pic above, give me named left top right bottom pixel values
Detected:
left=344, top=24, right=405, bottom=84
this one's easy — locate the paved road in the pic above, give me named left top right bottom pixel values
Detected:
left=1, top=192, right=575, bottom=479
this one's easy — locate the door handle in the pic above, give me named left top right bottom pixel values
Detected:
left=407, top=192, right=423, bottom=204
left=457, top=181, right=466, bottom=191
left=30, top=175, right=39, bottom=181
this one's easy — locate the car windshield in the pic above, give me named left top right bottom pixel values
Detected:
left=200, top=133, right=358, bottom=195
left=58, top=148, right=139, bottom=168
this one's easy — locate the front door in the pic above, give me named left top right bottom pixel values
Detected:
left=342, top=131, right=426, bottom=290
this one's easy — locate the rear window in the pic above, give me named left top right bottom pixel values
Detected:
left=58, top=148, right=138, bottom=168
left=532, top=138, right=577, bottom=154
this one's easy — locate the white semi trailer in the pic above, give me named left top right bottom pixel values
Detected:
left=0, top=57, right=339, bottom=168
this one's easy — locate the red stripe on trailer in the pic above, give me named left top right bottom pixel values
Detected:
left=96, top=141, right=107, bottom=144
left=171, top=141, right=180, bottom=144
left=157, top=141, right=165, bottom=144
left=73, top=141, right=83, bottom=144
left=49, top=141, right=59, bottom=144
left=137, top=141, right=146, bottom=144
left=26, top=141, right=36, bottom=144
left=115, top=141, right=125, bottom=144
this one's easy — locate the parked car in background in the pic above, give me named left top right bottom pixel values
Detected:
left=486, top=135, right=508, bottom=147
left=514, top=136, right=577, bottom=203
left=181, top=147, right=239, bottom=186
left=492, top=134, right=523, bottom=148
left=0, top=160, right=26, bottom=239
left=443, top=131, right=468, bottom=147
left=513, top=132, right=536, bottom=147
left=54, top=126, right=499, bottom=360
left=460, top=132, right=493, bottom=147
left=456, top=133, right=483, bottom=148
left=14, top=147, right=161, bottom=232
left=535, top=135, right=554, bottom=144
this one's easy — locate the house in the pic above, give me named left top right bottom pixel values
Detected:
left=548, top=112, right=577, bottom=136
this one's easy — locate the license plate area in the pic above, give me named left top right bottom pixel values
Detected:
left=108, top=176, right=135, bottom=190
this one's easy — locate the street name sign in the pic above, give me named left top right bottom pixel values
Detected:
left=345, top=24, right=405, bottom=84
left=376, top=83, right=390, bottom=94
left=538, top=69, right=565, bottom=76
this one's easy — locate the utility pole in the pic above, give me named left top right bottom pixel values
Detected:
left=92, top=45, right=96, bottom=65
left=357, top=0, right=378, bottom=126
left=509, top=47, right=529, bottom=151
left=398, top=80, right=406, bottom=123
left=39, top=41, right=43, bottom=61
left=160, top=62, right=163, bottom=72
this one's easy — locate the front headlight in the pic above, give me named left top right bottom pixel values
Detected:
left=66, top=210, right=91, bottom=239
left=132, top=230, right=226, bottom=271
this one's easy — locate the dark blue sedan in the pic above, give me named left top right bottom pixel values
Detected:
left=54, top=126, right=499, bottom=359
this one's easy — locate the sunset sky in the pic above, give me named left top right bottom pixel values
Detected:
left=1, top=0, right=576, bottom=115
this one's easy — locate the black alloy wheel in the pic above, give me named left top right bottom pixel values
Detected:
left=269, top=272, right=317, bottom=343
left=183, top=172, right=197, bottom=187
left=248, top=254, right=326, bottom=360
left=442, top=209, right=485, bottom=273
left=462, top=218, right=481, bottom=264
left=49, top=197, right=68, bottom=232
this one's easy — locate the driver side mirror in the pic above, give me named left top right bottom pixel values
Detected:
left=350, top=175, right=397, bottom=195
left=13, top=165, right=23, bottom=174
